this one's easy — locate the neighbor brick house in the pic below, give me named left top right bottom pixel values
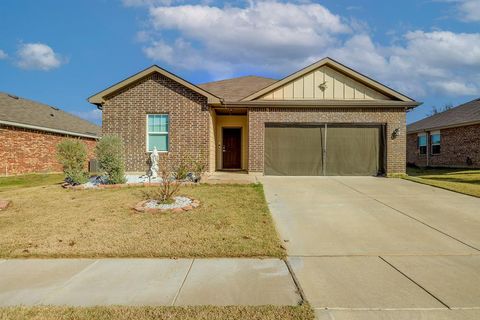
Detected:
left=0, top=92, right=101, bottom=175
left=88, top=57, right=419, bottom=176
left=407, top=98, right=480, bottom=168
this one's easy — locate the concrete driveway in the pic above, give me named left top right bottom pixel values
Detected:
left=261, top=176, right=480, bottom=319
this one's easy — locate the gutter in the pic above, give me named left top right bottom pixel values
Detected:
left=0, top=120, right=100, bottom=139
left=210, top=100, right=421, bottom=108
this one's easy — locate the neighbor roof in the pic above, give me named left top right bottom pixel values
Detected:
left=0, top=92, right=101, bottom=138
left=407, top=98, right=480, bottom=133
left=88, top=65, right=221, bottom=105
left=198, top=76, right=277, bottom=102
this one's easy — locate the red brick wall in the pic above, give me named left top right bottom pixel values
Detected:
left=0, top=125, right=96, bottom=176
left=248, top=107, right=407, bottom=175
left=407, top=124, right=480, bottom=168
left=102, top=72, right=210, bottom=172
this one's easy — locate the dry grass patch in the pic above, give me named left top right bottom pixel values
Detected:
left=0, top=183, right=285, bottom=258
left=405, top=167, right=480, bottom=198
left=0, top=305, right=314, bottom=320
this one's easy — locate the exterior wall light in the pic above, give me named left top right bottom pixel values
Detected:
left=391, top=128, right=400, bottom=139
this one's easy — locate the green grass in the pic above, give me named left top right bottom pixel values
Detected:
left=405, top=167, right=480, bottom=197
left=0, top=173, right=64, bottom=191
left=0, top=305, right=315, bottom=320
left=0, top=182, right=285, bottom=258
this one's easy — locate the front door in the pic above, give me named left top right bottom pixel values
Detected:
left=222, top=128, right=241, bottom=169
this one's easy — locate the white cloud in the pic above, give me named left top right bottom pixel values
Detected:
left=0, top=49, right=7, bottom=59
left=16, top=43, right=64, bottom=71
left=74, top=109, right=102, bottom=123
left=457, top=0, right=480, bottom=22
left=135, top=1, right=480, bottom=98
left=143, top=1, right=350, bottom=76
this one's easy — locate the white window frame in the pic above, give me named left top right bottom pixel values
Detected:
left=430, top=130, right=441, bottom=155
left=146, top=114, right=169, bottom=153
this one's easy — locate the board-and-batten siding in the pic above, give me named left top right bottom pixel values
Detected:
left=260, top=66, right=390, bottom=101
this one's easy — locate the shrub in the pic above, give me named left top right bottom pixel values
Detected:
left=144, top=157, right=181, bottom=203
left=95, top=135, right=126, bottom=184
left=173, top=155, right=206, bottom=181
left=56, top=139, right=89, bottom=185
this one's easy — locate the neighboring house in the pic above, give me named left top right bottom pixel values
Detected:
left=407, top=98, right=480, bottom=168
left=0, top=92, right=101, bottom=176
left=88, top=57, right=419, bottom=176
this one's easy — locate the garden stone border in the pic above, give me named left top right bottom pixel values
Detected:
left=62, top=181, right=195, bottom=190
left=134, top=197, right=200, bottom=213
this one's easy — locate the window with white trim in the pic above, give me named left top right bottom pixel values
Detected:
left=147, top=114, right=169, bottom=152
left=417, top=134, right=427, bottom=155
left=431, top=132, right=441, bottom=155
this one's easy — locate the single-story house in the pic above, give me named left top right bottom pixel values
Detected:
left=88, top=57, right=419, bottom=176
left=0, top=92, right=101, bottom=176
left=407, top=98, right=480, bottom=168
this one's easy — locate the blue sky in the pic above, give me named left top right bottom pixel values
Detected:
left=0, top=0, right=479, bottom=125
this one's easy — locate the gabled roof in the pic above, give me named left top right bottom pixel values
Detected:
left=0, top=92, right=101, bottom=138
left=407, top=98, right=480, bottom=133
left=198, top=76, right=277, bottom=102
left=241, top=57, right=415, bottom=102
left=88, top=65, right=221, bottom=105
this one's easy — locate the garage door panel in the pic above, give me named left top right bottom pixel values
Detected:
left=265, top=127, right=324, bottom=176
left=264, top=124, right=383, bottom=176
left=325, top=127, right=380, bottom=176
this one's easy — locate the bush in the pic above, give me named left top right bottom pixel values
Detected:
left=56, top=139, right=89, bottom=185
left=95, top=135, right=126, bottom=184
left=173, top=155, right=206, bottom=181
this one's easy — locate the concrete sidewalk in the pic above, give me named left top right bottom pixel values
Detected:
left=0, top=258, right=301, bottom=307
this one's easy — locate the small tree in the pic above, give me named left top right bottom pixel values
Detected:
left=57, top=139, right=89, bottom=185
left=95, top=135, right=126, bottom=184
left=143, top=157, right=181, bottom=204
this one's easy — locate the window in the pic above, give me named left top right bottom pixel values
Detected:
left=431, top=132, right=441, bottom=155
left=147, top=114, right=168, bottom=152
left=418, top=134, right=427, bottom=155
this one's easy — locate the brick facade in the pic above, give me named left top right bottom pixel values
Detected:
left=102, top=73, right=210, bottom=172
left=0, top=125, right=96, bottom=176
left=407, top=124, right=480, bottom=168
left=248, top=107, right=406, bottom=174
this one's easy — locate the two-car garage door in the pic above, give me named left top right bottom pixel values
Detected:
left=264, top=124, right=384, bottom=176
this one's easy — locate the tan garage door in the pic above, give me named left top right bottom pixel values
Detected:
left=264, top=124, right=383, bottom=176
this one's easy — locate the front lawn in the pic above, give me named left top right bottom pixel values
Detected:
left=0, top=305, right=314, bottom=320
left=0, top=183, right=285, bottom=258
left=405, top=167, right=480, bottom=197
left=0, top=173, right=64, bottom=191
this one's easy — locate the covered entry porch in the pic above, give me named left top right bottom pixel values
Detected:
left=211, top=107, right=249, bottom=171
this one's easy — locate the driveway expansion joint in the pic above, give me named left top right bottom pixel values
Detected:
left=378, top=256, right=451, bottom=309
left=284, top=258, right=307, bottom=303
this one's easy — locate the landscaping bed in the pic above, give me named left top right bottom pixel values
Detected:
left=405, top=167, right=480, bottom=197
left=0, top=183, right=285, bottom=258
left=0, top=305, right=314, bottom=320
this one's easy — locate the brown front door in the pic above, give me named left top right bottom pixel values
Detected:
left=222, top=128, right=241, bottom=169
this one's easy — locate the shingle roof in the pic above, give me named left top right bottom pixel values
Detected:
left=0, top=92, right=101, bottom=138
left=407, top=98, right=480, bottom=133
left=197, top=76, right=277, bottom=101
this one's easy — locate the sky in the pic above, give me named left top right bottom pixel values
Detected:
left=0, top=0, right=479, bottom=125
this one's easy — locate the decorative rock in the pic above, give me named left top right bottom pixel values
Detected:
left=0, top=200, right=11, bottom=211
left=133, top=197, right=199, bottom=213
